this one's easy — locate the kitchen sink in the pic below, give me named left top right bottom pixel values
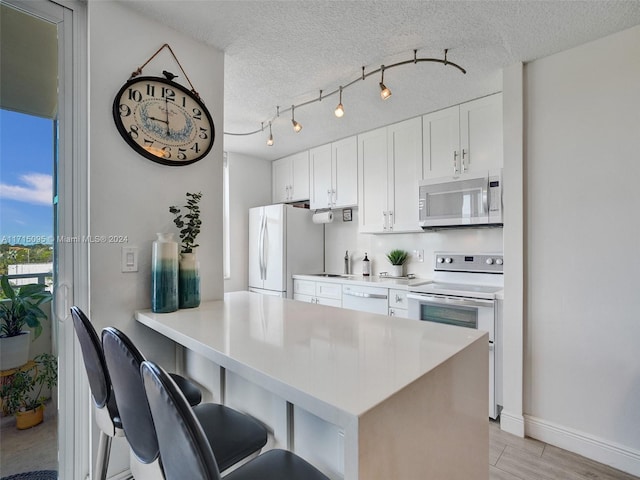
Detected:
left=309, top=273, right=348, bottom=278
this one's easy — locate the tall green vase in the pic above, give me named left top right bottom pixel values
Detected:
left=179, top=252, right=200, bottom=309
left=152, top=233, right=179, bottom=313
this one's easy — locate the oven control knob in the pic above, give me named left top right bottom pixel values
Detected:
left=444, top=257, right=453, bottom=264
left=437, top=257, right=444, bottom=264
left=496, top=258, right=503, bottom=265
left=486, top=258, right=494, bottom=265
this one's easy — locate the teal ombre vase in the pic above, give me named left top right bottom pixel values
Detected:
left=152, top=233, right=179, bottom=313
left=179, top=252, right=200, bottom=309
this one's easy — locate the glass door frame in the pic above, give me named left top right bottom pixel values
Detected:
left=2, top=1, right=89, bottom=479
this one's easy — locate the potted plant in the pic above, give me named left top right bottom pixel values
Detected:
left=386, top=249, right=409, bottom=277
left=169, top=192, right=203, bottom=308
left=0, top=275, right=53, bottom=370
left=0, top=352, right=57, bottom=429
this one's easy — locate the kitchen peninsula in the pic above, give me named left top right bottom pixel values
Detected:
left=136, top=291, right=488, bottom=479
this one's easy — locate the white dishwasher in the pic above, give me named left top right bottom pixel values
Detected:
left=342, top=284, right=388, bottom=314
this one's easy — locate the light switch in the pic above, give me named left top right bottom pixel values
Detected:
left=121, top=246, right=138, bottom=272
left=413, top=249, right=424, bottom=262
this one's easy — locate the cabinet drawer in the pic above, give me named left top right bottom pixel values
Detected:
left=317, top=297, right=342, bottom=308
left=294, top=280, right=316, bottom=296
left=389, top=289, right=408, bottom=309
left=388, top=307, right=408, bottom=318
left=316, top=282, right=342, bottom=300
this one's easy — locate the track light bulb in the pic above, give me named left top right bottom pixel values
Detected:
left=291, top=106, right=302, bottom=133
left=335, top=87, right=345, bottom=117
left=267, top=123, right=274, bottom=146
left=379, top=66, right=392, bottom=100
left=379, top=83, right=392, bottom=100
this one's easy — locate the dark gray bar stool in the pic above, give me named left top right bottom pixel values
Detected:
left=141, top=360, right=330, bottom=480
left=71, top=307, right=202, bottom=480
left=70, top=306, right=123, bottom=480
left=102, top=327, right=268, bottom=479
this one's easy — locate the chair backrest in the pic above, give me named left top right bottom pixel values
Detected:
left=141, top=360, right=221, bottom=480
left=101, top=327, right=159, bottom=465
left=70, top=306, right=111, bottom=409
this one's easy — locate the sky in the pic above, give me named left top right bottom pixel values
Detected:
left=0, top=109, right=54, bottom=244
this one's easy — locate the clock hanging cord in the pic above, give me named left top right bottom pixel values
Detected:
left=130, top=43, right=202, bottom=99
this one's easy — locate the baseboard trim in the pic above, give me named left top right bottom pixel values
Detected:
left=500, top=410, right=525, bottom=437
left=525, top=415, right=640, bottom=477
left=108, top=469, right=133, bottom=480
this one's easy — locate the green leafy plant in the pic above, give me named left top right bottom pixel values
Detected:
left=0, top=353, right=57, bottom=413
left=386, top=249, right=409, bottom=266
left=169, top=192, right=203, bottom=254
left=0, top=275, right=52, bottom=339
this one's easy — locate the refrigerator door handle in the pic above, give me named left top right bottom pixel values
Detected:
left=259, top=213, right=266, bottom=280
left=262, top=214, right=268, bottom=280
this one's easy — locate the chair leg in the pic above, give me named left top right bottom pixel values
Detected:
left=95, top=431, right=112, bottom=480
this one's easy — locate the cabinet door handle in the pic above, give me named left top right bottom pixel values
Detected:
left=462, top=149, right=468, bottom=172
left=389, top=309, right=395, bottom=316
left=332, top=189, right=336, bottom=206
left=388, top=211, right=393, bottom=231
left=395, top=294, right=402, bottom=303
left=327, top=188, right=332, bottom=207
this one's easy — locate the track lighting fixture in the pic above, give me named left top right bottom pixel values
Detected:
left=267, top=122, right=274, bottom=146
left=223, top=49, right=466, bottom=145
left=291, top=105, right=303, bottom=133
left=334, top=86, right=345, bottom=118
left=379, top=65, right=392, bottom=100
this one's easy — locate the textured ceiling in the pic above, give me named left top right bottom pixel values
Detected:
left=118, top=0, right=640, bottom=161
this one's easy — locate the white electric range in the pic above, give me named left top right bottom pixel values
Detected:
left=407, top=252, right=503, bottom=419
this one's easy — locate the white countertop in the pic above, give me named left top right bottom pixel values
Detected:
left=136, top=291, right=485, bottom=419
left=293, top=273, right=431, bottom=290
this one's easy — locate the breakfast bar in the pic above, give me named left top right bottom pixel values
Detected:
left=136, top=291, right=488, bottom=479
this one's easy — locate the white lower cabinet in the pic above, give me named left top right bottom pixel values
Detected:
left=388, top=289, right=408, bottom=317
left=294, top=279, right=416, bottom=317
left=293, top=280, right=342, bottom=307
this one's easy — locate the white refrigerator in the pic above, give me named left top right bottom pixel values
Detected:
left=248, top=204, right=324, bottom=298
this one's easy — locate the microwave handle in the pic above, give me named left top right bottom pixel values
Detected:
left=407, top=293, right=494, bottom=309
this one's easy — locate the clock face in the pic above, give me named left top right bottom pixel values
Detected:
left=113, top=76, right=215, bottom=166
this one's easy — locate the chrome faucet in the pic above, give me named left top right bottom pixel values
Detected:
left=344, top=250, right=350, bottom=274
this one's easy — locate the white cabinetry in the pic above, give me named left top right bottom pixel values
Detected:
left=358, top=117, right=422, bottom=233
left=309, top=136, right=357, bottom=210
left=272, top=151, right=310, bottom=203
left=388, top=289, right=408, bottom=318
left=423, top=92, right=502, bottom=178
left=293, top=279, right=342, bottom=307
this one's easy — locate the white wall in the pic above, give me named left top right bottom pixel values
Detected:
left=524, top=25, right=640, bottom=475
left=88, top=2, right=224, bottom=475
left=224, top=152, right=272, bottom=293
left=324, top=209, right=503, bottom=277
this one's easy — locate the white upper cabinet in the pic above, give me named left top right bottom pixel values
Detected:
left=358, top=117, right=423, bottom=233
left=272, top=150, right=310, bottom=203
left=310, top=136, right=358, bottom=210
left=460, top=94, right=503, bottom=173
left=423, top=93, right=502, bottom=178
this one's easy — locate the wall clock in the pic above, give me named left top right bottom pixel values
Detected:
left=112, top=72, right=215, bottom=166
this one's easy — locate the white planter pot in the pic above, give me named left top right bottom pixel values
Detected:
left=390, top=265, right=404, bottom=277
left=0, top=331, right=31, bottom=370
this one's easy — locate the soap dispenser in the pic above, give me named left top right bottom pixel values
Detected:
left=362, top=253, right=370, bottom=277
left=344, top=250, right=350, bottom=275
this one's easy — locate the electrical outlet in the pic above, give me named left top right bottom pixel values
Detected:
left=413, top=249, right=424, bottom=263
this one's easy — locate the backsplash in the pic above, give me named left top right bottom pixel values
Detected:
left=324, top=209, right=503, bottom=278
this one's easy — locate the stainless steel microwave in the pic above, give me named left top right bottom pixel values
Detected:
left=418, top=169, right=503, bottom=228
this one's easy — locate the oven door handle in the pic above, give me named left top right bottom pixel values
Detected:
left=407, top=293, right=494, bottom=308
